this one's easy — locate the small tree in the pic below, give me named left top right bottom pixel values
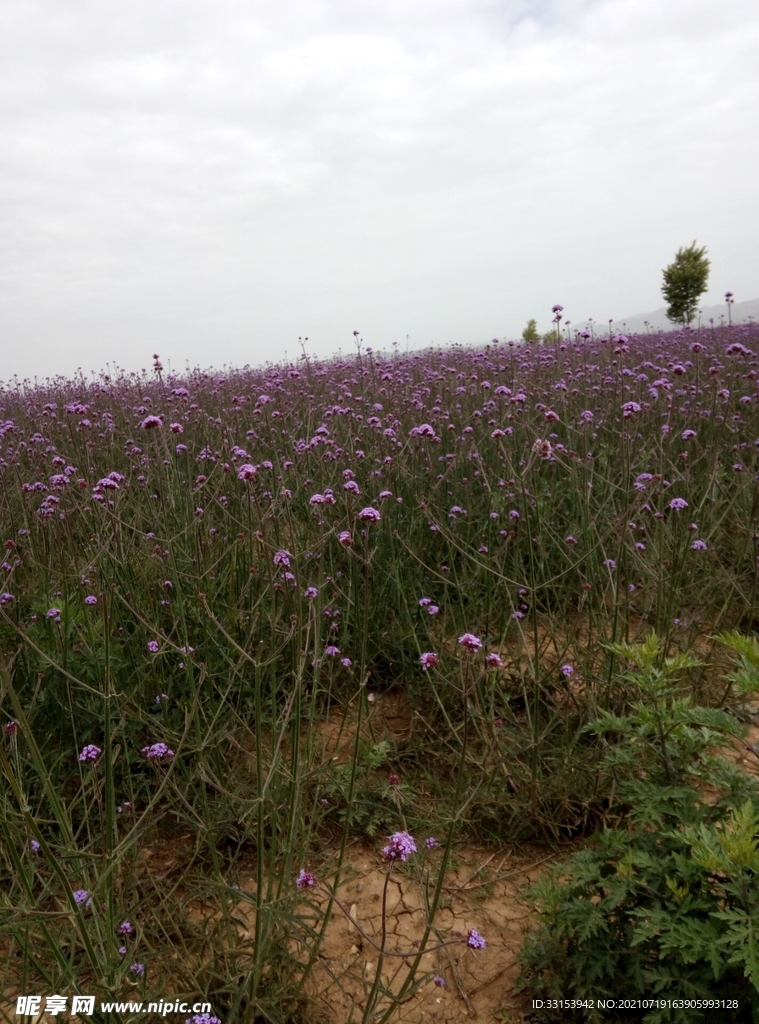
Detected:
left=662, top=241, right=710, bottom=326
left=521, top=318, right=541, bottom=343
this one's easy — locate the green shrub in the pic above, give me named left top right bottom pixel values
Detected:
left=516, top=634, right=759, bottom=1023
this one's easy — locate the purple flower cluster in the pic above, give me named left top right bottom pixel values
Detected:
left=382, top=831, right=418, bottom=862
left=142, top=743, right=174, bottom=763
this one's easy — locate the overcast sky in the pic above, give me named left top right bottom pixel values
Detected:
left=2, top=0, right=758, bottom=385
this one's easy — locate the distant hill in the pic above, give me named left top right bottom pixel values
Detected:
left=603, top=297, right=759, bottom=335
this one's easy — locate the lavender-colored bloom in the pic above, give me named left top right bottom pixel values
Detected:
left=118, top=921, right=134, bottom=935
left=338, top=530, right=352, bottom=546
left=324, top=645, right=340, bottom=656
left=458, top=633, right=482, bottom=653
left=142, top=742, right=174, bottom=763
left=341, top=657, right=352, bottom=667
left=427, top=604, right=440, bottom=616
left=419, top=597, right=431, bottom=607
left=565, top=535, right=577, bottom=546
left=486, top=653, right=503, bottom=668
left=420, top=652, right=439, bottom=671
left=4, top=720, right=18, bottom=735
left=73, top=889, right=92, bottom=907
left=119, top=946, right=127, bottom=955
left=46, top=607, right=62, bottom=620
left=425, top=837, right=439, bottom=848
left=139, top=415, right=162, bottom=429
left=30, top=839, right=40, bottom=853
left=603, top=559, right=616, bottom=569
left=304, top=586, right=318, bottom=600
left=433, top=975, right=446, bottom=987
left=296, top=869, right=316, bottom=888
left=155, top=693, right=169, bottom=704
left=237, top=463, right=257, bottom=480
left=669, top=497, right=689, bottom=510
left=130, top=962, right=144, bottom=976
left=0, top=592, right=15, bottom=605
left=466, top=928, right=487, bottom=949
left=681, top=429, right=697, bottom=441
left=382, top=831, right=417, bottom=862
left=273, top=549, right=292, bottom=567
left=79, top=744, right=101, bottom=763
left=560, top=664, right=574, bottom=677
left=84, top=595, right=97, bottom=605
left=147, top=640, right=160, bottom=653
left=691, top=539, right=708, bottom=550
left=358, top=507, right=381, bottom=522
left=185, top=1016, right=222, bottom=1024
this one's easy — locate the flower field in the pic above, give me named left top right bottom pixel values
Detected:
left=2, top=320, right=759, bottom=1023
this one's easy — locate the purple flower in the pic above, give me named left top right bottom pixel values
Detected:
left=118, top=921, right=134, bottom=935
left=273, top=550, right=292, bottom=567
left=139, top=415, right=162, bottom=429
left=681, top=429, right=697, bottom=441
left=341, top=657, right=352, bottom=667
left=425, top=837, right=439, bottom=848
left=669, top=498, right=689, bottom=511
left=458, top=633, right=482, bottom=653
left=420, top=652, right=439, bottom=671
left=237, top=464, right=257, bottom=480
left=46, top=607, right=62, bottom=621
left=419, top=597, right=431, bottom=607
left=130, top=962, right=145, bottom=976
left=147, top=640, right=160, bottom=653
left=466, top=928, right=487, bottom=949
left=296, top=869, right=316, bottom=889
left=0, top=592, right=15, bottom=606
left=185, top=1016, right=222, bottom=1024
left=427, top=604, right=440, bottom=616
left=304, top=586, right=318, bottom=600
left=358, top=507, right=381, bottom=522
left=382, top=831, right=417, bottom=862
left=565, top=535, right=577, bottom=545
left=338, top=530, right=352, bottom=546
left=433, top=975, right=446, bottom=987
left=603, top=559, right=616, bottom=569
left=79, top=744, right=102, bottom=763
left=4, top=720, right=18, bottom=735
left=30, top=839, right=40, bottom=853
left=486, top=653, right=503, bottom=668
left=560, top=664, right=574, bottom=677
left=84, top=595, right=97, bottom=605
left=142, top=743, right=174, bottom=763
left=73, top=889, right=92, bottom=907
left=691, top=539, right=708, bottom=550
left=324, top=645, right=340, bottom=656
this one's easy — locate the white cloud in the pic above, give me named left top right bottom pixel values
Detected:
left=1, top=0, right=758, bottom=381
